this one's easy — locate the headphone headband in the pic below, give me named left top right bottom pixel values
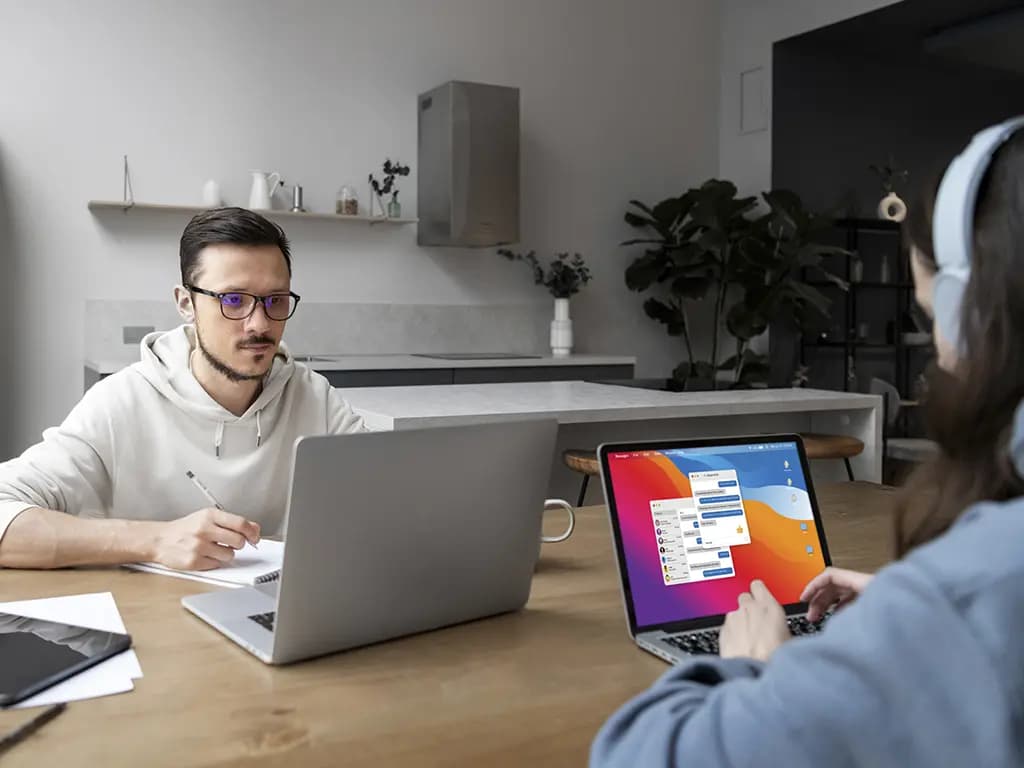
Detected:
left=931, top=116, right=1024, bottom=353
left=933, top=116, right=1024, bottom=279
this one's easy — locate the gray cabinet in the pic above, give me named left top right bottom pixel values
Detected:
left=322, top=364, right=634, bottom=388
left=450, top=364, right=633, bottom=385
left=320, top=369, right=453, bottom=388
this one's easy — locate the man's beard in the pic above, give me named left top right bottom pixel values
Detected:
left=195, top=323, right=273, bottom=383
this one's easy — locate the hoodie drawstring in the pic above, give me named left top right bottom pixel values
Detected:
left=213, top=411, right=263, bottom=458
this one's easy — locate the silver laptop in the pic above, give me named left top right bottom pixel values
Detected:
left=598, top=434, right=833, bottom=664
left=183, top=419, right=558, bottom=664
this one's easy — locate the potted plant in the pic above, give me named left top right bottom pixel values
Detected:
left=623, top=179, right=847, bottom=390
left=497, top=249, right=593, bottom=356
left=870, top=155, right=909, bottom=222
left=369, top=159, right=411, bottom=218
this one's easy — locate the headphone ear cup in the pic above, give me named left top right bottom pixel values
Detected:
left=1010, top=402, right=1024, bottom=479
left=932, top=271, right=967, bottom=354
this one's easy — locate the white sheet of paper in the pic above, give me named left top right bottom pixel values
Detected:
left=124, top=540, right=284, bottom=588
left=0, top=591, right=141, bottom=709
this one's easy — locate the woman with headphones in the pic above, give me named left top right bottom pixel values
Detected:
left=590, top=118, right=1024, bottom=767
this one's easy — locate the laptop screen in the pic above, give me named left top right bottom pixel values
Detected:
left=602, top=438, right=830, bottom=631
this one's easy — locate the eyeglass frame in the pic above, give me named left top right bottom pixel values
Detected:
left=184, top=284, right=302, bottom=321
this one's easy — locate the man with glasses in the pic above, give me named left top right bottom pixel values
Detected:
left=0, top=207, right=366, bottom=571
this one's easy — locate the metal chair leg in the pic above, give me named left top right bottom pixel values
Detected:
left=577, top=474, right=590, bottom=508
left=843, top=458, right=855, bottom=482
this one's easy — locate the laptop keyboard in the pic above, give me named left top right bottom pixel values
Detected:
left=248, top=611, right=276, bottom=631
left=663, top=615, right=826, bottom=656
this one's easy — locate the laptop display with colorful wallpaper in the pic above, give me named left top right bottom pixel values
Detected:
left=598, top=435, right=833, bottom=663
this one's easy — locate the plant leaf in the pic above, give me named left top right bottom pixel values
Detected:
left=643, top=298, right=687, bottom=336
left=625, top=250, right=669, bottom=291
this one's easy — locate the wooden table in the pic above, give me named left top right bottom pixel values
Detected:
left=0, top=482, right=898, bottom=767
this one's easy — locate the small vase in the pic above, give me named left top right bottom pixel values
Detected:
left=387, top=198, right=401, bottom=218
left=550, top=297, right=573, bottom=357
left=878, top=192, right=907, bottom=222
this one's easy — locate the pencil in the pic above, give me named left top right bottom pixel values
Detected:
left=184, top=470, right=258, bottom=549
left=0, top=703, right=67, bottom=755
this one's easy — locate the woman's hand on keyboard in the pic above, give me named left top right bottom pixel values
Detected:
left=800, top=567, right=873, bottom=623
left=720, top=580, right=791, bottom=662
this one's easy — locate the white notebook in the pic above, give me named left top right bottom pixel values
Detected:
left=124, top=540, right=284, bottom=589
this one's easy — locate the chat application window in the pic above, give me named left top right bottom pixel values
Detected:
left=649, top=498, right=735, bottom=586
left=689, top=469, right=752, bottom=548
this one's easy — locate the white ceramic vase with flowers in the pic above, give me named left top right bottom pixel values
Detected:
left=497, top=249, right=593, bottom=357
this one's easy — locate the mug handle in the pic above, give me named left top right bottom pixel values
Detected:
left=541, top=498, right=575, bottom=543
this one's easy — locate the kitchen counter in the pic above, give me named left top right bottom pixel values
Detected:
left=339, top=381, right=880, bottom=429
left=84, top=353, right=636, bottom=375
left=339, top=382, right=884, bottom=496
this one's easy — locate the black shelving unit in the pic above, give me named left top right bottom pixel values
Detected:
left=798, top=218, right=932, bottom=409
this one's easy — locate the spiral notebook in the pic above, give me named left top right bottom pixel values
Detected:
left=124, top=540, right=284, bottom=589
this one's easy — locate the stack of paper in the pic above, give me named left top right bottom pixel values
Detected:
left=0, top=592, right=142, bottom=709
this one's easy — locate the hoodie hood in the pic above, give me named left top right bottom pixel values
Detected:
left=135, top=325, right=296, bottom=457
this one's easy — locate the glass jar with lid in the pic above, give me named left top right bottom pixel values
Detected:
left=336, top=185, right=359, bottom=216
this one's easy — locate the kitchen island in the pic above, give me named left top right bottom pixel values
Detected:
left=340, top=381, right=883, bottom=501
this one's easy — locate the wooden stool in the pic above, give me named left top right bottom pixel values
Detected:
left=800, top=433, right=864, bottom=481
left=563, top=449, right=600, bottom=507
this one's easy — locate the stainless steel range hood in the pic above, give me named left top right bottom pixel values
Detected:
left=417, top=81, right=520, bottom=247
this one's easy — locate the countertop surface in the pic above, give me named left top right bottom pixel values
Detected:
left=338, top=381, right=883, bottom=429
left=85, top=353, right=637, bottom=375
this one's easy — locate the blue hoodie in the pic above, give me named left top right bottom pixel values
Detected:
left=590, top=497, right=1024, bottom=767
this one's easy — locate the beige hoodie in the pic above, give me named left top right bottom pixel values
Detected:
left=0, top=325, right=365, bottom=540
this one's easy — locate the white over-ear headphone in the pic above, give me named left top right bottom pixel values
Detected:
left=932, top=116, right=1024, bottom=477
left=932, top=116, right=1024, bottom=352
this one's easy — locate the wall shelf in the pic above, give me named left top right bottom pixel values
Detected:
left=87, top=200, right=418, bottom=225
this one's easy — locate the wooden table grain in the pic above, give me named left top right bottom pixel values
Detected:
left=0, top=482, right=898, bottom=767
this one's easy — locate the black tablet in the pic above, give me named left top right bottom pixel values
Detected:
left=0, top=612, right=133, bottom=707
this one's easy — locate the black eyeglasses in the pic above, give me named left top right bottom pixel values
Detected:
left=186, top=285, right=301, bottom=321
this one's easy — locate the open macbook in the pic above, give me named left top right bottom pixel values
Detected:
left=183, top=419, right=558, bottom=664
left=599, top=434, right=833, bottom=663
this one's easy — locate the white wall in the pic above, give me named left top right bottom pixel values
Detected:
left=718, top=0, right=902, bottom=197
left=0, top=0, right=720, bottom=454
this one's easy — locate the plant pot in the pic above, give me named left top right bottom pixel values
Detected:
left=550, top=297, right=573, bottom=357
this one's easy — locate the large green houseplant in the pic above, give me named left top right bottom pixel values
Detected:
left=623, top=179, right=847, bottom=389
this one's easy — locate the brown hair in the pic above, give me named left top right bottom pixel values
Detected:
left=895, top=133, right=1024, bottom=556
left=180, top=207, right=291, bottom=286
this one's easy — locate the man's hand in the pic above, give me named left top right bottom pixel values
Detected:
left=149, top=508, right=261, bottom=570
left=719, top=580, right=791, bottom=661
left=800, top=567, right=873, bottom=622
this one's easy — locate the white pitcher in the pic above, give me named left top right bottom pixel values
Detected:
left=248, top=170, right=281, bottom=210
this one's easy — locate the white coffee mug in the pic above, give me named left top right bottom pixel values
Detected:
left=541, top=498, right=575, bottom=544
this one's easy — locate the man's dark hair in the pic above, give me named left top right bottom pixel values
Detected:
left=179, top=207, right=292, bottom=286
